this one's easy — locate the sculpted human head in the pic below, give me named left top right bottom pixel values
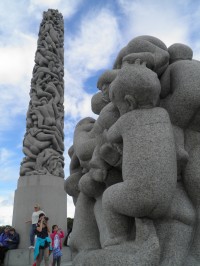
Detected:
left=113, top=35, right=169, bottom=76
left=91, top=92, right=108, bottom=115
left=75, top=117, right=95, bottom=132
left=109, top=59, right=161, bottom=116
left=168, top=43, right=193, bottom=64
left=113, top=47, right=127, bottom=69
left=97, top=69, right=119, bottom=102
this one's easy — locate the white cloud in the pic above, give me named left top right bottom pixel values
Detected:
left=64, top=8, right=121, bottom=120
left=28, top=0, right=83, bottom=18
left=0, top=193, right=14, bottom=225
left=0, top=1, right=29, bottom=39
left=117, top=0, right=190, bottom=47
left=64, top=89, right=94, bottom=119
left=0, top=165, right=19, bottom=182
left=0, top=31, right=36, bottom=129
left=0, top=148, right=20, bottom=182
left=65, top=8, right=121, bottom=77
left=0, top=34, right=36, bottom=85
left=0, top=148, right=15, bottom=164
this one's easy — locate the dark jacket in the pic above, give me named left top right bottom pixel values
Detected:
left=7, top=232, right=20, bottom=249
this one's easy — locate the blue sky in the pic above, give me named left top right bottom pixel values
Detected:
left=0, top=0, right=200, bottom=225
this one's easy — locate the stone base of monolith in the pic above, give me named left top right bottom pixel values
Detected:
left=12, top=174, right=67, bottom=249
left=4, top=246, right=72, bottom=266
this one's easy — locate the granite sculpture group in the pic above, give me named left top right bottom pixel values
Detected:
left=65, top=35, right=200, bottom=266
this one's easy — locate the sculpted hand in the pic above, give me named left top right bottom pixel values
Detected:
left=100, top=143, right=121, bottom=167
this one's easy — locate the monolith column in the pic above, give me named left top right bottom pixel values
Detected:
left=12, top=9, right=66, bottom=248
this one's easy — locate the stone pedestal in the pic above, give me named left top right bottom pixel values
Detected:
left=12, top=174, right=67, bottom=249
left=4, top=246, right=72, bottom=266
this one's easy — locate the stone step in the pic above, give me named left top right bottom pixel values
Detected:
left=4, top=246, right=72, bottom=266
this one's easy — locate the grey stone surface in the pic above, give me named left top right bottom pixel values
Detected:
left=12, top=174, right=67, bottom=248
left=12, top=9, right=67, bottom=250
left=20, top=9, right=65, bottom=178
left=64, top=36, right=200, bottom=265
left=4, top=246, right=72, bottom=266
left=113, top=35, right=169, bottom=76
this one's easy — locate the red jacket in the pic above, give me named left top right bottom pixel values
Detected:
left=50, top=231, right=64, bottom=249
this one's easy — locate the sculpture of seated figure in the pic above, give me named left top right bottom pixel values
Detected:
left=159, top=43, right=200, bottom=265
left=102, top=59, right=177, bottom=247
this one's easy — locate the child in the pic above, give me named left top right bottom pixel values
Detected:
left=50, top=225, right=64, bottom=266
left=102, top=58, right=177, bottom=247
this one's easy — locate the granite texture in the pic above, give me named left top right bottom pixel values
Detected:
left=12, top=9, right=67, bottom=249
left=20, top=9, right=65, bottom=178
left=65, top=35, right=200, bottom=265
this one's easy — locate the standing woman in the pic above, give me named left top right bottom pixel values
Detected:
left=34, top=213, right=51, bottom=266
left=26, top=203, right=45, bottom=248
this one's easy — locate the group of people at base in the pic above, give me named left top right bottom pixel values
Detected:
left=0, top=226, right=20, bottom=265
left=27, top=204, right=64, bottom=266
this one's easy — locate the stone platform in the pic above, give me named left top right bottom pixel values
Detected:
left=4, top=246, right=72, bottom=266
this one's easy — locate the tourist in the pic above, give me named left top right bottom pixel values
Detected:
left=34, top=213, right=51, bottom=266
left=6, top=227, right=20, bottom=250
left=26, top=203, right=45, bottom=248
left=0, top=226, right=10, bottom=265
left=50, top=225, right=64, bottom=266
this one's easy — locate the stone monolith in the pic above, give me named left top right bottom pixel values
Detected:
left=12, top=9, right=66, bottom=249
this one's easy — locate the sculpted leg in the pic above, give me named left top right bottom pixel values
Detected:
left=79, top=172, right=105, bottom=198
left=155, top=182, right=195, bottom=266
left=102, top=180, right=157, bottom=246
left=36, top=131, right=63, bottom=152
left=183, top=146, right=200, bottom=263
left=69, top=192, right=101, bottom=257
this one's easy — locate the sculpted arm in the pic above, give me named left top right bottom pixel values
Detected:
left=100, top=121, right=122, bottom=168
left=106, top=121, right=122, bottom=144
left=160, top=67, right=171, bottom=98
left=23, top=147, right=37, bottom=159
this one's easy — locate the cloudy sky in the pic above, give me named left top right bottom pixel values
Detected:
left=0, top=0, right=200, bottom=225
